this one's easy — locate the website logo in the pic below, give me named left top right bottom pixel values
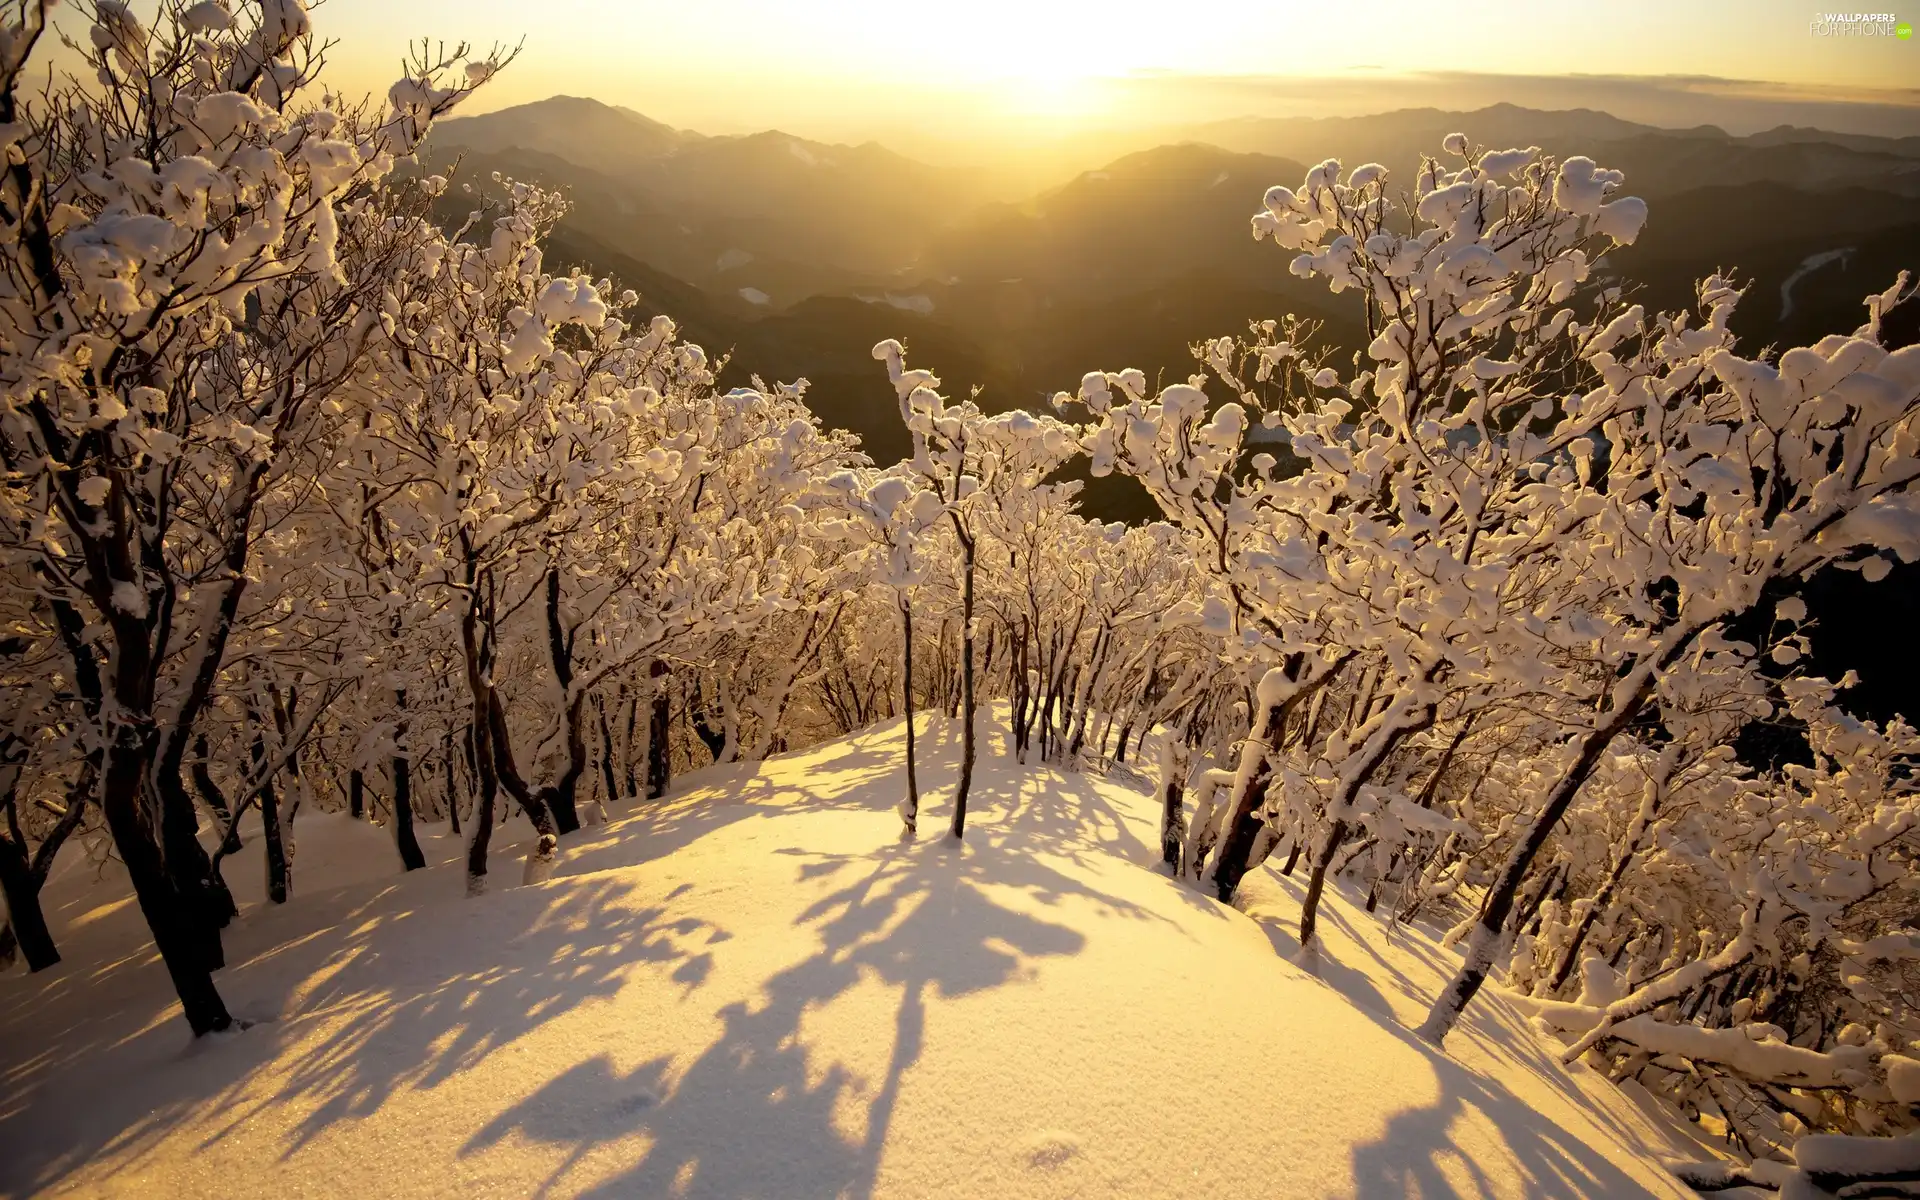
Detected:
left=1809, top=10, right=1908, bottom=34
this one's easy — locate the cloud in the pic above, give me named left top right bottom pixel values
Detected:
left=1106, top=71, right=1920, bottom=138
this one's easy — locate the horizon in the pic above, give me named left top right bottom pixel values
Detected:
left=382, top=67, right=1920, bottom=167
left=442, top=79, right=1920, bottom=162
left=40, top=1, right=1920, bottom=161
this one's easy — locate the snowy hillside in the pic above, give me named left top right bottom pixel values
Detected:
left=1, top=715, right=1704, bottom=1199
left=4, top=6, right=1919, bottom=1195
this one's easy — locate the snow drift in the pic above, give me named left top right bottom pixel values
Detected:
left=2, top=715, right=1703, bottom=1198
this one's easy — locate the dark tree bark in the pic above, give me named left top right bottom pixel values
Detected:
left=1210, top=655, right=1327, bottom=903
left=1280, top=839, right=1303, bottom=876
left=0, top=757, right=90, bottom=972
left=252, top=729, right=289, bottom=905
left=464, top=713, right=500, bottom=894
left=1066, top=624, right=1109, bottom=759
left=540, top=689, right=589, bottom=836
left=1159, top=741, right=1189, bottom=868
left=1513, top=862, right=1566, bottom=942
left=390, top=752, right=425, bottom=870
left=348, top=767, right=366, bottom=819
left=0, top=831, right=58, bottom=971
left=1419, top=660, right=1672, bottom=1045
left=1296, top=696, right=1436, bottom=946
left=688, top=677, right=728, bottom=765
left=191, top=734, right=242, bottom=855
left=623, top=691, right=641, bottom=797
left=596, top=697, right=620, bottom=813
left=458, top=552, right=502, bottom=892
left=157, top=763, right=235, bottom=942
left=646, top=660, right=671, bottom=800
left=538, top=567, right=586, bottom=834
left=100, top=723, right=231, bottom=1033
left=1010, top=620, right=1034, bottom=761
left=455, top=558, right=560, bottom=880
left=1547, top=847, right=1637, bottom=993
left=390, top=693, right=426, bottom=872
left=444, top=735, right=462, bottom=836
left=900, top=602, right=920, bottom=836
left=484, top=691, right=563, bottom=855
left=949, top=521, right=977, bottom=840
left=1209, top=692, right=1290, bottom=903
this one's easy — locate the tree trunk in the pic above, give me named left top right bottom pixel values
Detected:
left=348, top=767, right=366, bottom=819
left=1182, top=775, right=1226, bottom=880
left=0, top=832, right=58, bottom=971
left=900, top=601, right=920, bottom=836
left=190, top=733, right=238, bottom=848
left=1210, top=658, right=1315, bottom=903
left=539, top=567, right=586, bottom=834
left=464, top=709, right=499, bottom=896
left=1548, top=845, right=1641, bottom=994
left=445, top=736, right=462, bottom=836
left=388, top=687, right=427, bottom=869
left=192, top=737, right=242, bottom=855
left=1011, top=622, right=1034, bottom=762
left=596, top=698, right=620, bottom=811
left=158, top=761, right=234, bottom=943
left=1418, top=677, right=1658, bottom=1046
left=390, top=755, right=426, bottom=872
left=0, top=760, right=94, bottom=973
left=625, top=691, right=645, bottom=793
left=1294, top=816, right=1350, bottom=943
left=538, top=690, right=590, bottom=836
left=254, top=731, right=290, bottom=905
left=646, top=660, right=672, bottom=800
left=1280, top=839, right=1303, bottom=876
left=1158, top=738, right=1190, bottom=868
left=689, top=677, right=728, bottom=764
left=1296, top=697, right=1436, bottom=946
left=1065, top=624, right=1110, bottom=758
left=483, top=691, right=561, bottom=883
left=949, top=527, right=976, bottom=840
left=100, top=726, right=231, bottom=1034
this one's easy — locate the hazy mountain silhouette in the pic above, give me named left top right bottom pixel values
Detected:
left=427, top=95, right=1920, bottom=522
left=435, top=95, right=693, bottom=175
left=1182, top=102, right=1920, bottom=186
left=1184, top=103, right=1671, bottom=170
left=432, top=97, right=989, bottom=305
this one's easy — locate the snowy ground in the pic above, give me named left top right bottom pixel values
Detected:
left=0, top=714, right=1709, bottom=1199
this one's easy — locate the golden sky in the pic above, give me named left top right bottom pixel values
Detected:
left=47, top=1, right=1920, bottom=151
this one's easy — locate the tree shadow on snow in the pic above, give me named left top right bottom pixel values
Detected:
left=1247, top=873, right=1682, bottom=1196
left=2, top=712, right=1208, bottom=1198
left=1343, top=1054, right=1673, bottom=1200
left=551, top=718, right=942, bottom=881
left=464, top=828, right=1157, bottom=1199
left=0, top=873, right=728, bottom=1196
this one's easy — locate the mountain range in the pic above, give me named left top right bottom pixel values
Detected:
left=427, top=96, right=1920, bottom=516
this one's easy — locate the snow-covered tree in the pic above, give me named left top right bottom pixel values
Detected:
left=0, top=0, right=497, bottom=1030
left=872, top=339, right=1077, bottom=838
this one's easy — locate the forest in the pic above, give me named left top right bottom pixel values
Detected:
left=1, top=2, right=1917, bottom=1195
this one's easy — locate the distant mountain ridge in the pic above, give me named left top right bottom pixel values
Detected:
left=432, top=97, right=988, bottom=303
left=425, top=95, right=1920, bottom=524
left=433, top=96, right=1920, bottom=315
left=436, top=95, right=695, bottom=175
left=1172, top=107, right=1920, bottom=217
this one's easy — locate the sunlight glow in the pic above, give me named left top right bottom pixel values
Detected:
left=280, top=0, right=1918, bottom=156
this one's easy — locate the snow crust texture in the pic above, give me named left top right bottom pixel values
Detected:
left=1, top=717, right=1701, bottom=1199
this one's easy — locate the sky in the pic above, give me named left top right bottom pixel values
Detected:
left=46, top=1, right=1920, bottom=153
